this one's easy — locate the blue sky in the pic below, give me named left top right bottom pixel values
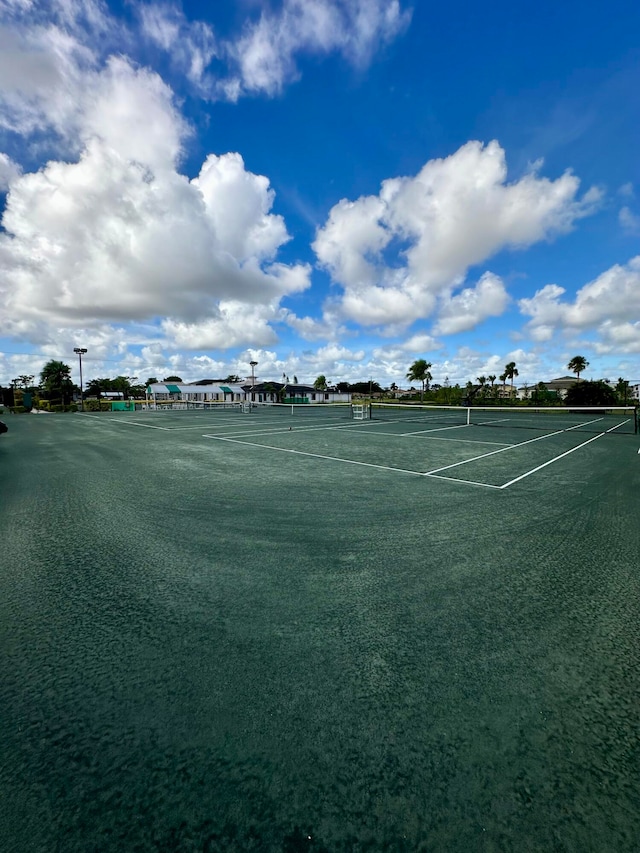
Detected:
left=0, top=0, right=638, bottom=389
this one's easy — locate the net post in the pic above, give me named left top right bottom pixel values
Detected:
left=466, top=407, right=471, bottom=425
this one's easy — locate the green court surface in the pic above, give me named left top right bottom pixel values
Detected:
left=1, top=410, right=639, bottom=852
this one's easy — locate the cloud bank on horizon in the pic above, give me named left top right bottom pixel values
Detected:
left=0, top=0, right=638, bottom=387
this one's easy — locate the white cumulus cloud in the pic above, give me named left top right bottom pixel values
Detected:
left=519, top=257, right=640, bottom=353
left=0, top=151, right=20, bottom=189
left=314, top=140, right=601, bottom=332
left=434, top=272, right=509, bottom=335
left=0, top=61, right=310, bottom=346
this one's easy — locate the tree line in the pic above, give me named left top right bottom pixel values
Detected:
left=0, top=363, right=188, bottom=410
left=2, top=355, right=636, bottom=412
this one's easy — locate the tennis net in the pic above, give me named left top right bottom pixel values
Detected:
left=138, top=400, right=242, bottom=412
left=369, top=403, right=638, bottom=434
left=244, top=401, right=353, bottom=419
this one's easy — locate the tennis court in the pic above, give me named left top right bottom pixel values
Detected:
left=1, top=406, right=639, bottom=851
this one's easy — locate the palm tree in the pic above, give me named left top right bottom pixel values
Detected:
left=503, top=361, right=519, bottom=398
left=567, top=355, right=589, bottom=380
left=476, top=375, right=487, bottom=397
left=40, top=360, right=73, bottom=405
left=487, top=374, right=497, bottom=400
left=314, top=375, right=328, bottom=391
left=406, top=359, right=432, bottom=402
left=615, top=377, right=630, bottom=404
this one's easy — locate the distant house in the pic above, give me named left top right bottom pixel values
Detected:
left=493, top=382, right=516, bottom=400
left=245, top=382, right=351, bottom=404
left=541, top=376, right=580, bottom=399
left=144, top=380, right=352, bottom=406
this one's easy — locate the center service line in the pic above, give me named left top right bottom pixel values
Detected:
left=422, top=427, right=566, bottom=476
left=499, top=433, right=605, bottom=488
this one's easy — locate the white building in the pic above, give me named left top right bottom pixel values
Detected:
left=145, top=381, right=245, bottom=404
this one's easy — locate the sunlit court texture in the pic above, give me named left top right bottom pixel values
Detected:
left=2, top=403, right=639, bottom=851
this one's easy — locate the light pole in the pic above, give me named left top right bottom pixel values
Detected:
left=74, top=347, right=87, bottom=411
left=249, top=360, right=258, bottom=404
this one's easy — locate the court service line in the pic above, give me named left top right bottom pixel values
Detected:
left=565, top=416, right=604, bottom=431
left=202, top=434, right=427, bottom=477
left=77, top=414, right=171, bottom=431
left=606, top=418, right=631, bottom=433
left=348, top=429, right=512, bottom=446
left=422, top=428, right=566, bottom=476
left=201, top=420, right=369, bottom=440
left=499, top=433, right=605, bottom=488
left=160, top=423, right=242, bottom=431
left=399, top=423, right=470, bottom=437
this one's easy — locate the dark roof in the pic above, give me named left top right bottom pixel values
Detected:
left=245, top=382, right=328, bottom=393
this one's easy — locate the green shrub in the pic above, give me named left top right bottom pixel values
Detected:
left=9, top=406, right=26, bottom=414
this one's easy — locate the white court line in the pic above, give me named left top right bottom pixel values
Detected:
left=77, top=414, right=170, bottom=431
left=399, top=423, right=469, bottom=437
left=499, top=433, right=605, bottom=488
left=203, top=434, right=425, bottom=477
left=606, top=418, right=631, bottom=433
left=205, top=420, right=512, bottom=447
left=203, top=434, right=506, bottom=488
left=159, top=420, right=244, bottom=430
left=349, top=429, right=512, bottom=447
left=423, top=473, right=502, bottom=489
left=565, top=416, right=604, bottom=431
left=202, top=420, right=361, bottom=440
left=423, top=428, right=566, bottom=476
